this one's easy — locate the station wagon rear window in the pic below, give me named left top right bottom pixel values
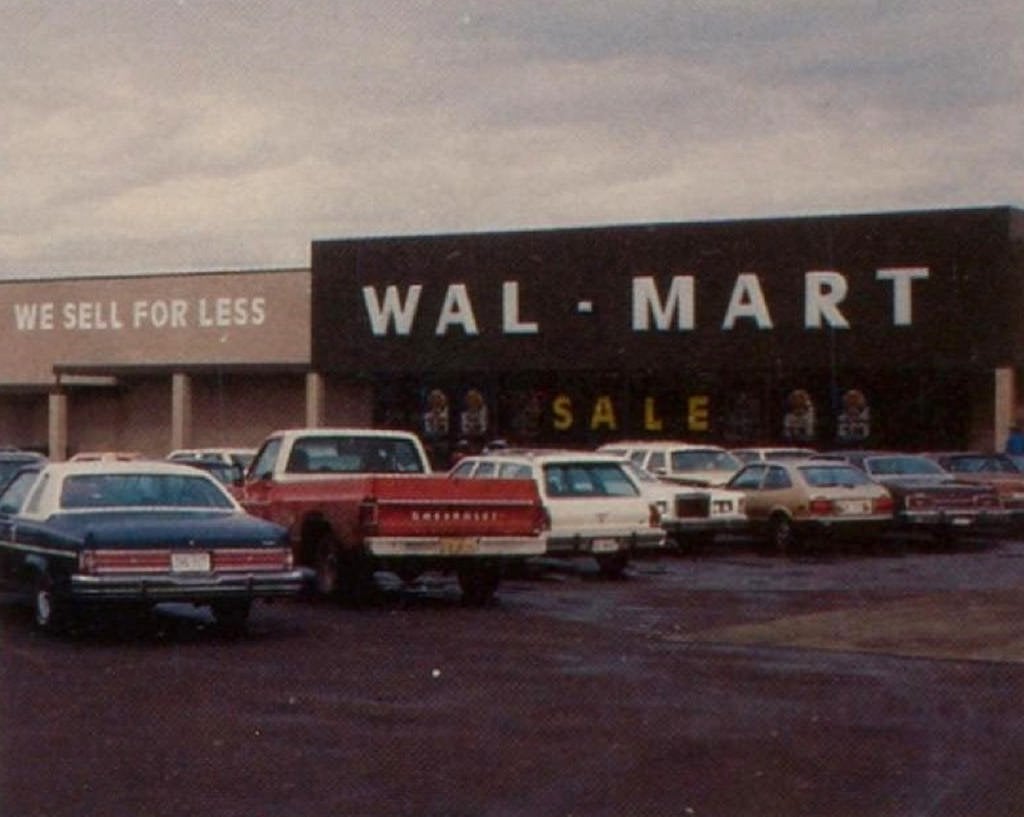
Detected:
left=542, top=463, right=639, bottom=497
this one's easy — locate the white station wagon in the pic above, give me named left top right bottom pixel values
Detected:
left=450, top=450, right=666, bottom=577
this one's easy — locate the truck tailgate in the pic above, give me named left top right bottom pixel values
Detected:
left=367, top=477, right=544, bottom=537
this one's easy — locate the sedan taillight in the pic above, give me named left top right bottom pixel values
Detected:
left=906, top=493, right=933, bottom=510
left=649, top=503, right=662, bottom=527
left=873, top=495, right=895, bottom=515
left=808, top=498, right=834, bottom=516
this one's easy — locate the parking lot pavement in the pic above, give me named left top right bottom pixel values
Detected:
left=3, top=534, right=1024, bottom=817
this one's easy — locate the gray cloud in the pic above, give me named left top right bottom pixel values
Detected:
left=1, top=0, right=1020, bottom=278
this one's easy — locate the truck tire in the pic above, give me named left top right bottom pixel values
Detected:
left=458, top=563, right=501, bottom=606
left=314, top=536, right=342, bottom=598
left=315, top=535, right=375, bottom=606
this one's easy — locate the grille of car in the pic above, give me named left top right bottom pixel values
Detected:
left=675, top=494, right=710, bottom=518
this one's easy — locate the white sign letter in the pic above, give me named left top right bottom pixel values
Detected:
left=632, top=276, right=695, bottom=331
left=877, top=267, right=929, bottom=326
left=361, top=285, right=423, bottom=336
left=805, top=271, right=850, bottom=329
left=723, top=274, right=773, bottom=329
left=502, top=281, right=538, bottom=334
left=435, top=284, right=479, bottom=336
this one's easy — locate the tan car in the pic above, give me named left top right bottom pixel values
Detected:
left=726, top=459, right=894, bottom=552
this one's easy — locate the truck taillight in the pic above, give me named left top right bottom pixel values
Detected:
left=536, top=503, right=551, bottom=533
left=359, top=498, right=379, bottom=534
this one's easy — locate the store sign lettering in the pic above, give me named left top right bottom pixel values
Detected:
left=361, top=268, right=928, bottom=336
left=551, top=393, right=711, bottom=433
left=12, top=297, right=268, bottom=332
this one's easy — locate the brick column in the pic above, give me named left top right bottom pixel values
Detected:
left=305, top=372, right=324, bottom=428
left=48, top=390, right=68, bottom=461
left=994, top=367, right=1017, bottom=452
left=171, top=372, right=193, bottom=452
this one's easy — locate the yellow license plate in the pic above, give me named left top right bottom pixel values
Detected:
left=440, top=537, right=479, bottom=555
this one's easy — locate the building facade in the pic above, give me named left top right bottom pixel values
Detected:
left=312, top=206, right=1024, bottom=466
left=0, top=207, right=1021, bottom=464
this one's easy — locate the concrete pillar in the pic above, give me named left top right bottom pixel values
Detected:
left=171, top=372, right=193, bottom=452
left=48, top=390, right=68, bottom=462
left=994, top=367, right=1016, bottom=452
left=305, top=372, right=325, bottom=428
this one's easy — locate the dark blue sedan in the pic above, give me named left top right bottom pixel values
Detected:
left=0, top=460, right=311, bottom=634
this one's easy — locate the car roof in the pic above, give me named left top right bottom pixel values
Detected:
left=0, top=450, right=46, bottom=461
left=460, top=450, right=630, bottom=465
left=168, top=447, right=254, bottom=455
left=599, top=440, right=728, bottom=451
left=268, top=428, right=421, bottom=441
left=44, top=460, right=224, bottom=478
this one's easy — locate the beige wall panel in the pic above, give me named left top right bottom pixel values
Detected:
left=0, top=269, right=310, bottom=385
left=189, top=374, right=307, bottom=449
left=67, top=379, right=171, bottom=457
left=0, top=395, right=48, bottom=451
left=324, top=378, right=374, bottom=427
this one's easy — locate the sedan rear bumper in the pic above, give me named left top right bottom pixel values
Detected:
left=69, top=568, right=313, bottom=604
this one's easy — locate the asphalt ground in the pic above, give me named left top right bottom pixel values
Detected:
left=3, top=532, right=1024, bottom=817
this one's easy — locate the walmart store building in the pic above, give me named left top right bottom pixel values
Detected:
left=1, top=206, right=1021, bottom=464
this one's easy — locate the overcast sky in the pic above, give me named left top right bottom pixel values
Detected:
left=2, top=0, right=1021, bottom=279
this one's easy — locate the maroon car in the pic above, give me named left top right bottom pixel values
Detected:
left=815, top=451, right=1008, bottom=544
left=924, top=452, right=1024, bottom=527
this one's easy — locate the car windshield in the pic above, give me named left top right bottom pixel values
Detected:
left=670, top=449, right=741, bottom=472
left=799, top=465, right=871, bottom=488
left=60, top=473, right=235, bottom=510
left=866, top=456, right=946, bottom=476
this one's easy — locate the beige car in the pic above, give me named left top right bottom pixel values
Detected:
left=725, top=459, right=894, bottom=552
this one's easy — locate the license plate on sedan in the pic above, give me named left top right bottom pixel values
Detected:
left=171, top=552, right=211, bottom=572
left=836, top=499, right=871, bottom=515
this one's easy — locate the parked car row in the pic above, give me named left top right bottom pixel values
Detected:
left=1, top=434, right=1021, bottom=638
left=453, top=441, right=1023, bottom=557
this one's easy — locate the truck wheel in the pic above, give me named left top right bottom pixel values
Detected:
left=34, top=572, right=72, bottom=634
left=596, top=551, right=629, bottom=579
left=314, top=537, right=342, bottom=598
left=458, top=564, right=501, bottom=606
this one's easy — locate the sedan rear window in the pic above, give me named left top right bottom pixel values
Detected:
left=799, top=465, right=871, bottom=488
left=61, top=474, right=235, bottom=510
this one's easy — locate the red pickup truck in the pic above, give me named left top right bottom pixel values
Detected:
left=234, top=428, right=547, bottom=604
